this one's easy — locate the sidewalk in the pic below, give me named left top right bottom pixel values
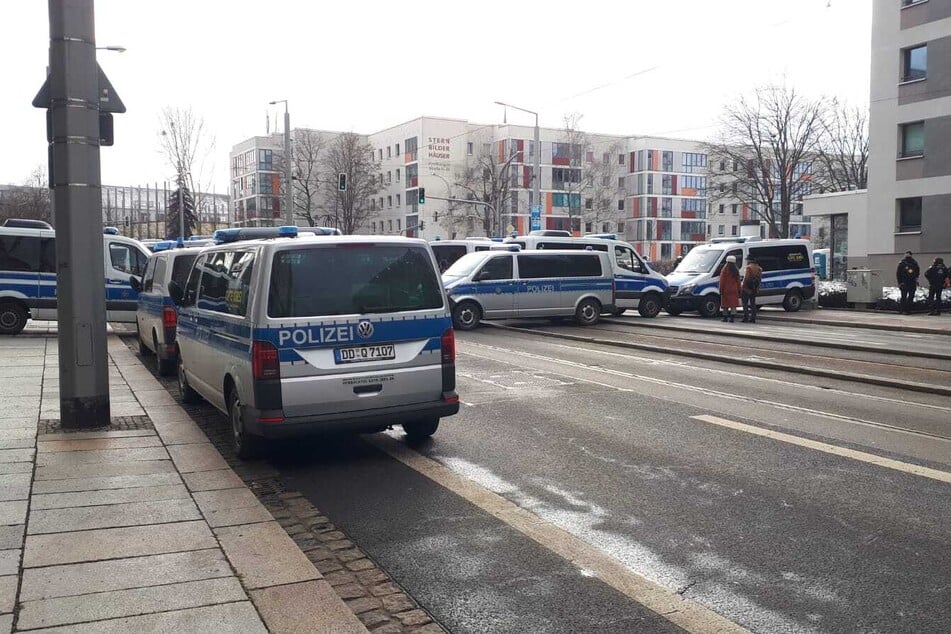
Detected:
left=754, top=306, right=951, bottom=335
left=0, top=329, right=367, bottom=633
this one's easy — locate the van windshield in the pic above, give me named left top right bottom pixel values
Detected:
left=443, top=252, right=490, bottom=279
left=674, top=247, right=723, bottom=274
left=267, top=245, right=444, bottom=317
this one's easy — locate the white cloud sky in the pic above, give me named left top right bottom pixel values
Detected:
left=1, top=0, right=871, bottom=192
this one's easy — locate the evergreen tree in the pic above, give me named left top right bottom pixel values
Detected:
left=166, top=185, right=197, bottom=239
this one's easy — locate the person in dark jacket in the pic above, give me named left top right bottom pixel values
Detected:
left=924, top=257, right=949, bottom=316
left=719, top=255, right=741, bottom=322
left=741, top=257, right=763, bottom=323
left=896, top=251, right=920, bottom=314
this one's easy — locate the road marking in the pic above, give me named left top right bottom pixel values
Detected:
left=368, top=434, right=749, bottom=634
left=691, top=414, right=951, bottom=485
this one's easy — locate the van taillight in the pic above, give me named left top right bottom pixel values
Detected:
left=441, top=328, right=455, bottom=364
left=252, top=341, right=281, bottom=380
left=162, top=306, right=177, bottom=329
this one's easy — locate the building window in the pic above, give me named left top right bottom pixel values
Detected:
left=387, top=171, right=392, bottom=184
left=618, top=154, right=625, bottom=165
left=585, top=151, right=594, bottom=163
left=617, top=221, right=624, bottom=233
left=902, top=45, right=927, bottom=82
left=387, top=146, right=392, bottom=158
left=661, top=198, right=672, bottom=217
left=466, top=142, right=473, bottom=156
left=602, top=175, right=611, bottom=187
left=388, top=195, right=392, bottom=208
left=719, top=160, right=726, bottom=171
left=682, top=152, right=706, bottom=173
left=662, top=151, right=673, bottom=172
left=585, top=198, right=593, bottom=210
left=396, top=194, right=401, bottom=206
left=378, top=149, right=383, bottom=160
left=662, top=175, right=672, bottom=195
left=585, top=222, right=593, bottom=233
left=898, top=197, right=922, bottom=231
left=618, top=177, right=625, bottom=188
left=371, top=222, right=376, bottom=233
left=731, top=226, right=738, bottom=236
left=617, top=199, right=625, bottom=211
left=719, top=204, right=725, bottom=215
left=732, top=204, right=738, bottom=215
left=388, top=220, right=393, bottom=231
left=396, top=169, right=401, bottom=182
left=718, top=224, right=725, bottom=235
left=397, top=219, right=401, bottom=231
left=900, top=121, right=924, bottom=157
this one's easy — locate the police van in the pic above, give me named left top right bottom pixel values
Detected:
left=665, top=237, right=815, bottom=317
left=429, top=239, right=493, bottom=273
left=169, top=227, right=458, bottom=458
left=503, top=234, right=668, bottom=317
left=0, top=225, right=150, bottom=334
left=130, top=245, right=205, bottom=375
left=442, top=247, right=615, bottom=329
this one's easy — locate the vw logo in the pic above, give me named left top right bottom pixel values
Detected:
left=356, top=321, right=374, bottom=339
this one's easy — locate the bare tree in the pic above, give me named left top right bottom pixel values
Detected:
left=0, top=167, right=51, bottom=225
left=558, top=113, right=589, bottom=233
left=705, top=84, right=826, bottom=238
left=584, top=141, right=625, bottom=234
left=321, top=132, right=381, bottom=234
left=453, top=140, right=520, bottom=237
left=291, top=129, right=326, bottom=226
left=158, top=107, right=216, bottom=221
left=816, top=101, right=869, bottom=192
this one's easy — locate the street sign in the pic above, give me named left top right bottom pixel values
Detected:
left=505, top=224, right=515, bottom=235
left=33, top=63, right=126, bottom=113
left=530, top=204, right=542, bottom=231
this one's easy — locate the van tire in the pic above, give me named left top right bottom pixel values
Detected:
left=403, top=418, right=439, bottom=442
left=698, top=295, right=721, bottom=318
left=637, top=293, right=662, bottom=318
left=575, top=298, right=602, bottom=326
left=177, top=353, right=200, bottom=404
left=228, top=388, right=261, bottom=460
left=783, top=289, right=804, bottom=312
left=452, top=301, right=482, bottom=330
left=154, top=332, right=175, bottom=376
left=0, top=301, right=28, bottom=336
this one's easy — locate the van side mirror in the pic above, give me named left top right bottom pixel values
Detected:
left=168, top=280, right=185, bottom=306
left=129, top=276, right=142, bottom=294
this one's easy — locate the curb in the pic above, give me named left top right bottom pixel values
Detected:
left=752, top=313, right=951, bottom=336
left=600, top=318, right=951, bottom=362
left=484, top=323, right=951, bottom=398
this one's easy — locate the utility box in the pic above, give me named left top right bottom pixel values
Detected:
left=846, top=269, right=883, bottom=305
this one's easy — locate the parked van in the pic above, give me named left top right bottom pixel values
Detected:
left=130, top=246, right=205, bottom=375
left=504, top=234, right=667, bottom=317
left=0, top=225, right=150, bottom=334
left=170, top=229, right=458, bottom=458
left=665, top=238, right=815, bottom=317
left=442, top=248, right=616, bottom=329
left=429, top=239, right=494, bottom=272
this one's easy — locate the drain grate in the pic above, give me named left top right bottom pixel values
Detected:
left=39, top=415, right=154, bottom=435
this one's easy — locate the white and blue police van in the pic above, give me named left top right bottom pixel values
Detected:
left=0, top=225, right=150, bottom=334
left=503, top=234, right=668, bottom=317
left=169, top=226, right=458, bottom=458
left=442, top=246, right=616, bottom=329
left=665, top=237, right=815, bottom=317
left=429, top=238, right=494, bottom=273
left=130, top=244, right=206, bottom=375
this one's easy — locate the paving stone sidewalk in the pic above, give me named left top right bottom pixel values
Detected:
left=0, top=330, right=367, bottom=633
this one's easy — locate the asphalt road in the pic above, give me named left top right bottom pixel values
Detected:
left=266, top=324, right=951, bottom=633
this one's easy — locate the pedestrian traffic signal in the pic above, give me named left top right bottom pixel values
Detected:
left=418, top=187, right=425, bottom=204
left=338, top=173, right=347, bottom=191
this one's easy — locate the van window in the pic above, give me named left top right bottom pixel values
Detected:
left=197, top=252, right=233, bottom=313
left=476, top=255, right=513, bottom=281
left=0, top=235, right=41, bottom=272
left=517, top=254, right=603, bottom=278
left=227, top=251, right=254, bottom=316
left=431, top=244, right=467, bottom=272
left=714, top=249, right=743, bottom=274
left=268, top=245, right=443, bottom=318
left=538, top=241, right=608, bottom=252
left=171, top=254, right=198, bottom=289
left=146, top=257, right=166, bottom=293
left=674, top=247, right=722, bottom=274
left=40, top=238, right=55, bottom=273
left=614, top=245, right=640, bottom=272
left=109, top=243, right=147, bottom=277
left=183, top=254, right=204, bottom=305
left=749, top=245, right=809, bottom=272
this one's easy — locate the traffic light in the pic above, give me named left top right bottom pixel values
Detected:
left=338, top=173, right=347, bottom=191
left=418, top=187, right=425, bottom=204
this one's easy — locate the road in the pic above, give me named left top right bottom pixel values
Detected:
left=128, top=316, right=951, bottom=633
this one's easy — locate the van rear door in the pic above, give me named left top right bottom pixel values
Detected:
left=105, top=238, right=149, bottom=322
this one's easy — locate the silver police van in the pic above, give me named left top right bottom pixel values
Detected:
left=442, top=247, right=616, bottom=329
left=170, top=228, right=459, bottom=458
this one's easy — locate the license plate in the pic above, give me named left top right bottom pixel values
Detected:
left=334, top=344, right=396, bottom=364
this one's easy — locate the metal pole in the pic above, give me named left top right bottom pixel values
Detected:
left=48, top=0, right=110, bottom=427
left=533, top=114, right=540, bottom=233
left=283, top=105, right=293, bottom=226
left=178, top=178, right=184, bottom=239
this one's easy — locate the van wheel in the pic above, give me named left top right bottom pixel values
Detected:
left=228, top=388, right=261, bottom=460
left=177, top=353, right=200, bottom=404
left=575, top=298, right=602, bottom=326
left=137, top=323, right=151, bottom=356
left=783, top=289, right=804, bottom=312
left=0, top=301, right=28, bottom=335
left=698, top=295, right=721, bottom=318
left=452, top=301, right=482, bottom=330
left=403, top=418, right=439, bottom=442
left=637, top=293, right=662, bottom=318
left=154, top=332, right=175, bottom=376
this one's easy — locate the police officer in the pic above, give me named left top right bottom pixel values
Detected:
left=896, top=251, right=920, bottom=314
left=924, top=257, right=949, bottom=316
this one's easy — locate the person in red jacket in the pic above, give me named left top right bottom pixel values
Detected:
left=719, top=255, right=741, bottom=322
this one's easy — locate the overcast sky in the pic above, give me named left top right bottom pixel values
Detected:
left=2, top=0, right=871, bottom=193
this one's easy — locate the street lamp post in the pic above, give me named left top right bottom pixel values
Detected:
left=495, top=101, right=540, bottom=232
left=270, top=100, right=293, bottom=226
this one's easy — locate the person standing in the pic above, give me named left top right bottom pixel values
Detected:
left=896, top=251, right=920, bottom=314
left=719, top=255, right=741, bottom=323
left=924, top=257, right=949, bottom=316
left=742, top=256, right=763, bottom=323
